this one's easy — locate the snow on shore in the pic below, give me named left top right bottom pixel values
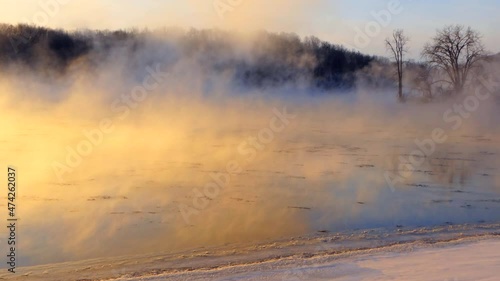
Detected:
left=117, top=238, right=500, bottom=281
left=1, top=223, right=498, bottom=281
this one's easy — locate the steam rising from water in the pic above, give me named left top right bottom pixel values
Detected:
left=0, top=30, right=499, bottom=266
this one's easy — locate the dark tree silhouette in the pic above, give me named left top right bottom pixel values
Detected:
left=385, top=29, right=409, bottom=102
left=422, top=25, right=485, bottom=94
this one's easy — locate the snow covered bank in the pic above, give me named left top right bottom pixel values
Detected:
left=116, top=237, right=500, bottom=281
left=1, top=223, right=498, bottom=281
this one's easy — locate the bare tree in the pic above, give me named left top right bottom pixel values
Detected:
left=386, top=29, right=409, bottom=102
left=422, top=25, right=485, bottom=94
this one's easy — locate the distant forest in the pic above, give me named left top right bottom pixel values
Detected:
left=0, top=24, right=376, bottom=90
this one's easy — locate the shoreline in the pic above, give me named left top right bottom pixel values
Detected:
left=1, top=222, right=499, bottom=280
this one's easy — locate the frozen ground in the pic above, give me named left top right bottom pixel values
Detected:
left=147, top=237, right=500, bottom=281
left=1, top=223, right=498, bottom=281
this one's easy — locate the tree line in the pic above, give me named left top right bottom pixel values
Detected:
left=0, top=24, right=374, bottom=90
left=1, top=23, right=494, bottom=99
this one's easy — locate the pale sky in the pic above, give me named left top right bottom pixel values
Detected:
left=1, top=0, right=499, bottom=58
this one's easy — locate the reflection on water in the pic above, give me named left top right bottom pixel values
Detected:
left=1, top=99, right=499, bottom=267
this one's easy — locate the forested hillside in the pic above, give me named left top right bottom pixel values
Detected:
left=0, top=24, right=375, bottom=90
